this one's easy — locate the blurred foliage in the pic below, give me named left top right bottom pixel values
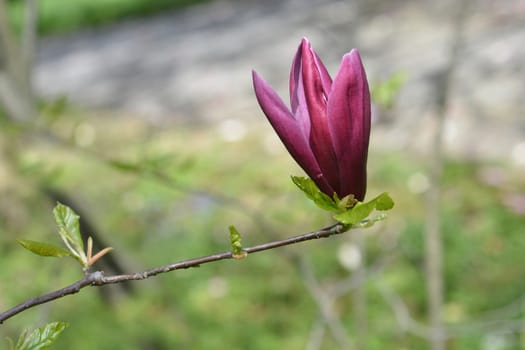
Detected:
left=371, top=71, right=407, bottom=110
left=0, top=101, right=524, bottom=350
left=7, top=0, right=211, bottom=35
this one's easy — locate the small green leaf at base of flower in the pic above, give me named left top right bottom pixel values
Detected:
left=17, top=240, right=72, bottom=259
left=13, top=321, right=68, bottom=350
left=229, top=225, right=247, bottom=260
left=291, top=176, right=339, bottom=212
left=333, top=192, right=394, bottom=225
left=334, top=193, right=358, bottom=211
left=291, top=176, right=394, bottom=227
left=352, top=213, right=388, bottom=229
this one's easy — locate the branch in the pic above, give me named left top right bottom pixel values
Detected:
left=299, top=257, right=354, bottom=350
left=377, top=275, right=525, bottom=340
left=424, top=1, right=471, bottom=349
left=306, top=317, right=326, bottom=350
left=0, top=222, right=349, bottom=324
left=0, top=0, right=36, bottom=122
left=21, top=0, right=38, bottom=96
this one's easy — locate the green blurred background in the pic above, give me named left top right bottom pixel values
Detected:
left=1, top=0, right=525, bottom=349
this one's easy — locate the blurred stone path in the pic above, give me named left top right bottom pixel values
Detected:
left=35, top=0, right=525, bottom=162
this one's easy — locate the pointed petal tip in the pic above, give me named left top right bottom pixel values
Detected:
left=341, top=49, right=367, bottom=75
left=252, top=70, right=268, bottom=90
left=343, top=49, right=363, bottom=61
left=300, top=37, right=314, bottom=53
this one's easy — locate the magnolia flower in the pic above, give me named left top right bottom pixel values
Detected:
left=252, top=38, right=371, bottom=201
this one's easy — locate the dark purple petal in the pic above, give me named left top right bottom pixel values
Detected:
left=289, top=41, right=311, bottom=140
left=311, top=49, right=332, bottom=94
left=289, top=40, right=302, bottom=111
left=300, top=39, right=340, bottom=194
left=290, top=38, right=332, bottom=109
left=252, top=70, right=335, bottom=195
left=327, top=49, right=370, bottom=200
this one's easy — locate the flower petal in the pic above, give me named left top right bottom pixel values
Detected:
left=327, top=49, right=371, bottom=200
left=290, top=38, right=332, bottom=109
left=289, top=41, right=311, bottom=140
left=252, top=70, right=334, bottom=195
left=301, top=39, right=339, bottom=194
left=311, top=48, right=332, bottom=94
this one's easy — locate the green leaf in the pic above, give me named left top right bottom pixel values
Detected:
left=15, top=322, right=68, bottom=350
left=352, top=213, right=388, bottom=229
left=291, top=176, right=339, bottom=212
left=335, top=201, right=372, bottom=225
left=53, top=203, right=87, bottom=266
left=375, top=192, right=395, bottom=210
left=334, top=192, right=394, bottom=225
left=229, top=225, right=247, bottom=259
left=17, top=240, right=72, bottom=258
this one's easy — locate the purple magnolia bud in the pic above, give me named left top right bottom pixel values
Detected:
left=252, top=38, right=371, bottom=201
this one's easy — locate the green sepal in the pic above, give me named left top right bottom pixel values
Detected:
left=17, top=239, right=72, bottom=258
left=14, top=321, right=68, bottom=350
left=334, top=192, right=394, bottom=225
left=291, top=176, right=339, bottom=212
left=53, top=203, right=87, bottom=266
left=229, top=225, right=247, bottom=259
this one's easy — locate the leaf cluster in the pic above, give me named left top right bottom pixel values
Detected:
left=17, top=203, right=112, bottom=270
left=291, top=176, right=394, bottom=226
left=7, top=322, right=68, bottom=350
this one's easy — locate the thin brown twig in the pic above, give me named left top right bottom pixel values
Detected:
left=0, top=222, right=348, bottom=324
left=5, top=121, right=358, bottom=344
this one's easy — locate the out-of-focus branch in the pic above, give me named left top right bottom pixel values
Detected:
left=0, top=0, right=20, bottom=73
left=306, top=317, right=326, bottom=350
left=331, top=251, right=398, bottom=298
left=302, top=251, right=399, bottom=350
left=300, top=257, right=354, bottom=350
left=21, top=0, right=38, bottom=98
left=424, top=1, right=470, bottom=349
left=0, top=0, right=37, bottom=122
left=352, top=233, right=367, bottom=349
left=0, top=71, right=33, bottom=121
left=376, top=278, right=435, bottom=339
left=0, top=222, right=349, bottom=324
left=377, top=276, right=525, bottom=340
